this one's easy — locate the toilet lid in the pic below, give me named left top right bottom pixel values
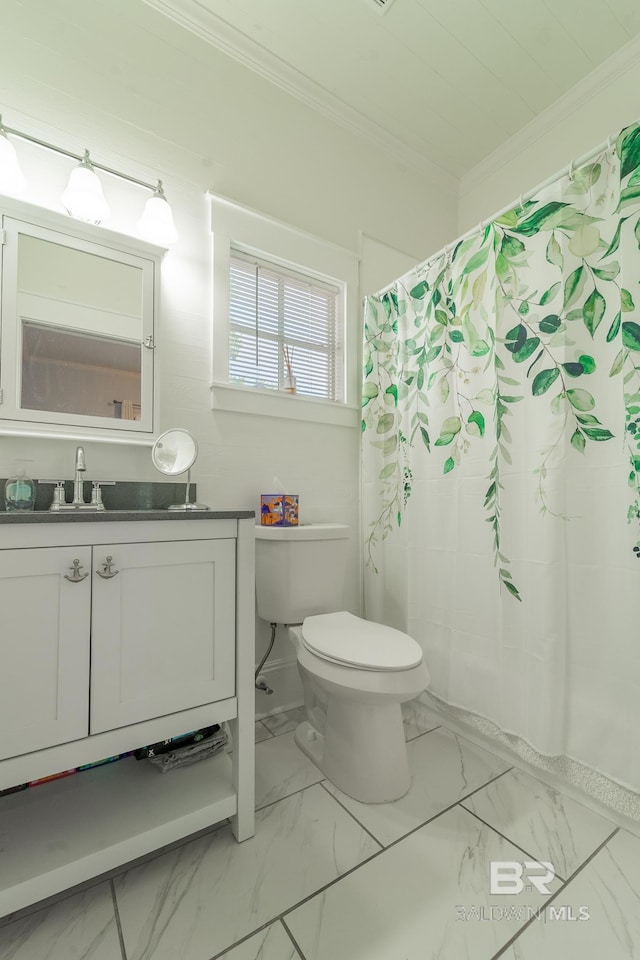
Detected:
left=301, top=611, right=423, bottom=671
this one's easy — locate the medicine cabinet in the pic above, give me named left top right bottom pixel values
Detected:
left=0, top=197, right=165, bottom=443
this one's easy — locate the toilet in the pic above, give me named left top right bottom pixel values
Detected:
left=254, top=523, right=429, bottom=803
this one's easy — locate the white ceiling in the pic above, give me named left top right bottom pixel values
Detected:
left=144, top=0, right=640, bottom=179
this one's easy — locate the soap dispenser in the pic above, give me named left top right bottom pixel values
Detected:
left=4, top=460, right=36, bottom=511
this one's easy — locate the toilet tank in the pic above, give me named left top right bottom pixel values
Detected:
left=255, top=523, right=350, bottom=624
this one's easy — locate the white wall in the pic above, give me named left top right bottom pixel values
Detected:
left=459, top=36, right=640, bottom=232
left=359, top=234, right=421, bottom=300
left=0, top=0, right=456, bottom=708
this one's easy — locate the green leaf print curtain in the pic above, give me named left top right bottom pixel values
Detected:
left=362, top=124, right=640, bottom=792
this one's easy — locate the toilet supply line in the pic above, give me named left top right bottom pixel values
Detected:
left=255, top=622, right=277, bottom=695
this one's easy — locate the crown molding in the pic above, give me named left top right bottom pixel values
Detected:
left=460, top=32, right=640, bottom=197
left=141, top=0, right=457, bottom=191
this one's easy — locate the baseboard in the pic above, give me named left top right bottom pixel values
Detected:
left=255, top=655, right=303, bottom=719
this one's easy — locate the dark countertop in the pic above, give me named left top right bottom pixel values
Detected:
left=0, top=509, right=255, bottom=524
left=1, top=479, right=254, bottom=521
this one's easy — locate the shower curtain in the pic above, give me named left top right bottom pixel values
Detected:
left=362, top=123, right=640, bottom=793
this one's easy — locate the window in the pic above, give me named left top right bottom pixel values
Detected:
left=210, top=193, right=359, bottom=427
left=228, top=249, right=343, bottom=402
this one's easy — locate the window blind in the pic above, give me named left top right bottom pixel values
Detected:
left=228, top=249, right=343, bottom=401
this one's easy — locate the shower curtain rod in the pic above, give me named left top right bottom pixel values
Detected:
left=374, top=129, right=617, bottom=298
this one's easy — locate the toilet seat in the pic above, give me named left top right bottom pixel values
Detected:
left=301, top=611, right=423, bottom=672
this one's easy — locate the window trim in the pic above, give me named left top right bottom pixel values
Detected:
left=210, top=193, right=360, bottom=426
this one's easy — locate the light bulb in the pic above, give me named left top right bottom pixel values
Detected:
left=0, top=128, right=26, bottom=196
left=137, top=180, right=178, bottom=246
left=61, top=150, right=110, bottom=224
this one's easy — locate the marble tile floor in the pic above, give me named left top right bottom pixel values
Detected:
left=1, top=702, right=638, bottom=960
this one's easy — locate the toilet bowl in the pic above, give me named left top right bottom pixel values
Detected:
left=290, top=611, right=429, bottom=803
left=254, top=523, right=430, bottom=803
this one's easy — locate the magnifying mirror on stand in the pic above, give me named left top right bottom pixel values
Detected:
left=151, top=428, right=208, bottom=510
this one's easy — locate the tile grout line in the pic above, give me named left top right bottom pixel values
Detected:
left=116, top=795, right=622, bottom=960
left=247, top=720, right=455, bottom=925
left=416, top=721, right=640, bottom=833
left=255, top=720, right=275, bottom=740
left=369, top=765, right=516, bottom=856
left=310, top=731, right=513, bottom=854
left=207, top=920, right=274, bottom=960
left=0, top=814, right=236, bottom=933
left=487, top=825, right=621, bottom=960
left=254, top=720, right=505, bottom=828
left=405, top=723, right=442, bottom=741
left=281, top=916, right=309, bottom=959
left=110, top=879, right=128, bottom=960
left=0, top=875, right=109, bottom=931
left=204, top=767, right=516, bottom=955
left=271, top=847, right=384, bottom=930
left=255, top=776, right=326, bottom=814
left=317, top=762, right=516, bottom=861
left=458, top=802, right=568, bottom=883
left=254, top=719, right=450, bottom=813
left=165, top=760, right=524, bottom=959
left=209, top=766, right=466, bottom=958
left=318, top=780, right=385, bottom=849
left=454, top=765, right=515, bottom=805
left=259, top=709, right=442, bottom=743
left=269, top=769, right=523, bottom=928
left=206, top=914, right=308, bottom=960
left=260, top=724, right=296, bottom=738
left=258, top=709, right=304, bottom=739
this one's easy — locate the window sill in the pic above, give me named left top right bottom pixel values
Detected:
left=210, top=381, right=359, bottom=427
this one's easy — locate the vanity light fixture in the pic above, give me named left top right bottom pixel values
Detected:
left=137, top=180, right=178, bottom=246
left=0, top=115, right=178, bottom=244
left=61, top=150, right=110, bottom=224
left=0, top=118, right=26, bottom=196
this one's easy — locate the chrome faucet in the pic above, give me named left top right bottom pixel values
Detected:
left=39, top=445, right=113, bottom=511
left=73, top=445, right=86, bottom=505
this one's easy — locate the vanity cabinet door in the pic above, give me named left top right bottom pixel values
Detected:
left=0, top=546, right=90, bottom=760
left=90, top=538, right=236, bottom=733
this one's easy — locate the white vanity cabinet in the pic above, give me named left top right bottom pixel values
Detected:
left=91, top=538, right=236, bottom=733
left=0, top=546, right=91, bottom=759
left=0, top=513, right=255, bottom=919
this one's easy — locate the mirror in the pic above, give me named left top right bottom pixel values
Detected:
left=0, top=199, right=163, bottom=442
left=18, top=234, right=143, bottom=421
left=21, top=322, right=142, bottom=420
left=151, top=428, right=208, bottom=510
